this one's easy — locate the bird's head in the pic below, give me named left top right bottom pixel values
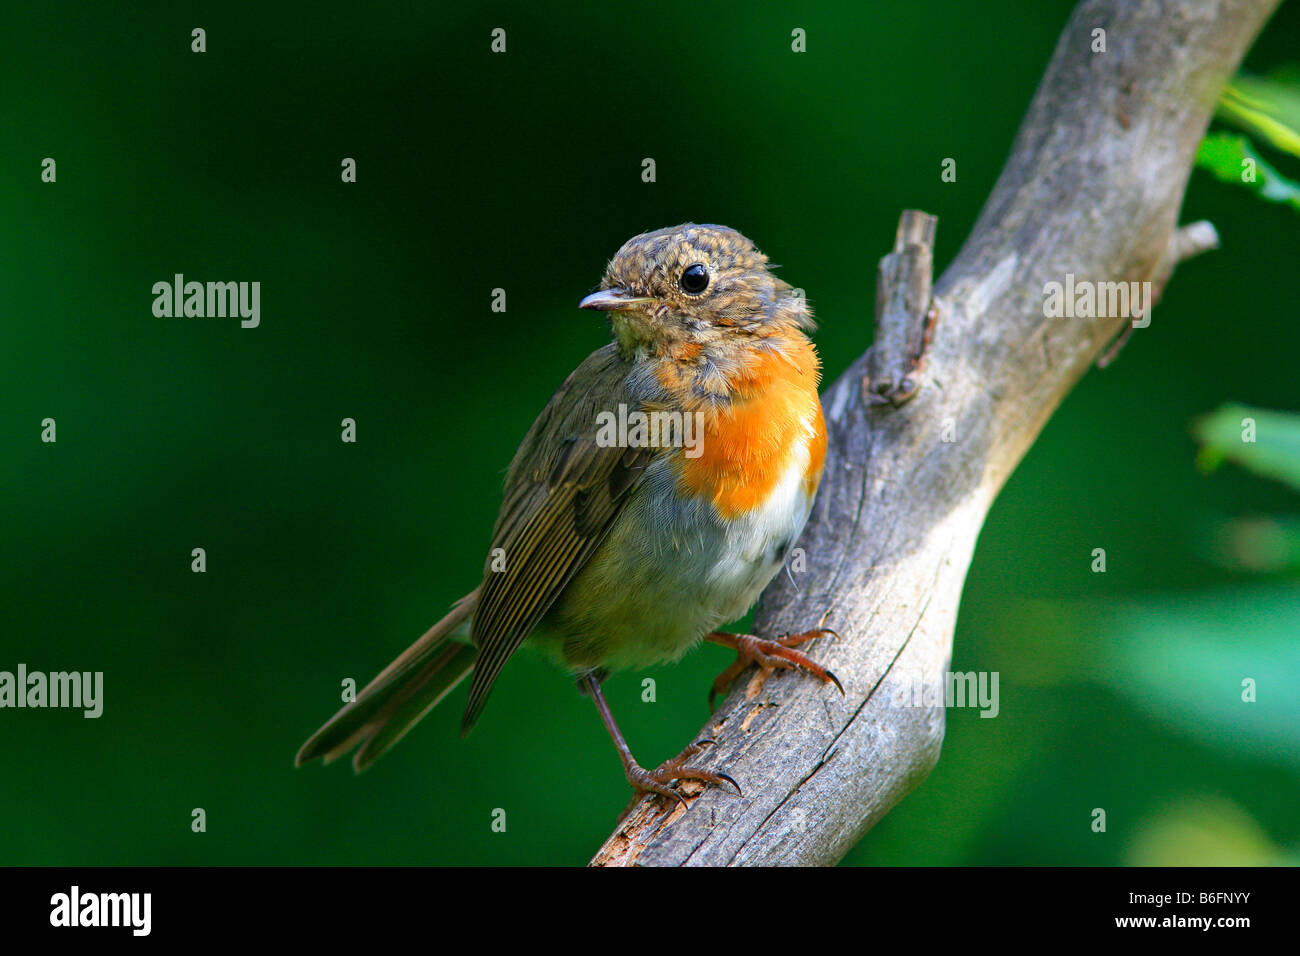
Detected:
left=580, top=224, right=813, bottom=358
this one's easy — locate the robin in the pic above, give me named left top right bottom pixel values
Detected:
left=296, top=223, right=842, bottom=809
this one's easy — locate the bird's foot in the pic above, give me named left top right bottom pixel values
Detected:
left=706, top=629, right=844, bottom=710
left=618, top=739, right=740, bottom=821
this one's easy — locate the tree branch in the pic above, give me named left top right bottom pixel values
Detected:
left=591, top=0, right=1279, bottom=867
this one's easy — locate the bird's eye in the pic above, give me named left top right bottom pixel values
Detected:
left=679, top=263, right=709, bottom=295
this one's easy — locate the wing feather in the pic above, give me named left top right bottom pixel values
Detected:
left=461, top=344, right=657, bottom=732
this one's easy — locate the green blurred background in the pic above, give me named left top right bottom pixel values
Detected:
left=3, top=1, right=1297, bottom=866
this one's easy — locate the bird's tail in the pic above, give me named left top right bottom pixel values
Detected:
left=295, top=589, right=479, bottom=772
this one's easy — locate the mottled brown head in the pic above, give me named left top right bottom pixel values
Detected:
left=579, top=224, right=812, bottom=357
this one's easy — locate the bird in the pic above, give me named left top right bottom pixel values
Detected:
left=296, top=223, right=842, bottom=810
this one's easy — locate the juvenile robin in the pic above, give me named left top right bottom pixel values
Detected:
left=296, top=223, right=842, bottom=808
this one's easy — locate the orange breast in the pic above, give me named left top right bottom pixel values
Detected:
left=675, top=340, right=825, bottom=520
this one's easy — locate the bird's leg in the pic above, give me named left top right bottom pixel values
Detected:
left=579, top=673, right=739, bottom=816
left=704, top=629, right=844, bottom=710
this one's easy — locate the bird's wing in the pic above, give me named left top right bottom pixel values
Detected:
left=462, top=343, right=657, bottom=731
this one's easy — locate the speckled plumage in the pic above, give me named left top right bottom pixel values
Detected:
left=471, top=223, right=825, bottom=721
left=297, top=224, right=830, bottom=776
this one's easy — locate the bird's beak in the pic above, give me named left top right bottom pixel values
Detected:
left=578, top=288, right=654, bottom=312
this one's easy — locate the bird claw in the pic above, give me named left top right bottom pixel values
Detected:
left=618, top=739, right=741, bottom=821
left=707, top=629, right=844, bottom=709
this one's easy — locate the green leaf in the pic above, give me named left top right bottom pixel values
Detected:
left=999, top=585, right=1300, bottom=773
left=1194, top=133, right=1300, bottom=211
left=1127, top=796, right=1294, bottom=866
left=1086, top=585, right=1300, bottom=771
left=1218, top=69, right=1300, bottom=159
left=1202, top=514, right=1300, bottom=573
left=1192, top=403, right=1300, bottom=493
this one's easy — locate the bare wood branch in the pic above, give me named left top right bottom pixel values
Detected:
left=591, top=0, right=1280, bottom=867
left=865, top=210, right=939, bottom=407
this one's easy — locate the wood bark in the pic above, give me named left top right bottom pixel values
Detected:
left=592, top=0, right=1278, bottom=866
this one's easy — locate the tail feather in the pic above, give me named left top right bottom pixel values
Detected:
left=296, top=589, right=479, bottom=772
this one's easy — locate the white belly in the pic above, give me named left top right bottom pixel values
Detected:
left=542, top=430, right=816, bottom=672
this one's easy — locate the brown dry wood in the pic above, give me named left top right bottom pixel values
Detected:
left=591, top=0, right=1275, bottom=867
